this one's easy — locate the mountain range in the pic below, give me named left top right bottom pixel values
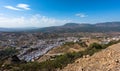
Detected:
left=0, top=22, right=120, bottom=33
left=36, top=22, right=120, bottom=33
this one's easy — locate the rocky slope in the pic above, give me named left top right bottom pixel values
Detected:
left=60, top=43, right=120, bottom=71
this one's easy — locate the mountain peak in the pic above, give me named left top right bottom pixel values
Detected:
left=64, top=23, right=79, bottom=26
left=96, top=22, right=120, bottom=27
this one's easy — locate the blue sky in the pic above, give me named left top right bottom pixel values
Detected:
left=0, top=0, right=120, bottom=28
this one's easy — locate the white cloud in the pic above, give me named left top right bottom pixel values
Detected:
left=4, top=6, right=20, bottom=11
left=75, top=13, right=87, bottom=18
left=4, top=4, right=30, bottom=11
left=0, top=14, right=71, bottom=28
left=17, top=4, right=30, bottom=10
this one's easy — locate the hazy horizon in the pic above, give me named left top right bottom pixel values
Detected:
left=0, top=0, right=120, bottom=28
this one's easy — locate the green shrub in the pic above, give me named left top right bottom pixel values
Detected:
left=89, top=43, right=103, bottom=49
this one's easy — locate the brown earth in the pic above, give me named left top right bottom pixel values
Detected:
left=60, top=43, right=120, bottom=71
left=37, top=43, right=85, bottom=62
left=85, top=39, right=99, bottom=46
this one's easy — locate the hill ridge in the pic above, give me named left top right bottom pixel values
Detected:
left=60, top=43, right=120, bottom=71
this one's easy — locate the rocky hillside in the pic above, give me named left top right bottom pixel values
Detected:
left=60, top=43, right=120, bottom=71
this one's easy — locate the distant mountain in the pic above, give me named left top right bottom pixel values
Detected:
left=0, top=27, right=37, bottom=32
left=0, top=22, right=120, bottom=33
left=64, top=23, right=93, bottom=27
left=95, top=22, right=120, bottom=27
left=37, top=22, right=120, bottom=33
left=64, top=23, right=80, bottom=26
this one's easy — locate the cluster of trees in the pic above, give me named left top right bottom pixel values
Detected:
left=63, top=41, right=87, bottom=47
left=0, top=48, right=17, bottom=60
left=0, top=47, right=18, bottom=69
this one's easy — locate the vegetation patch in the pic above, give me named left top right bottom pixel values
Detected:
left=0, top=40, right=120, bottom=71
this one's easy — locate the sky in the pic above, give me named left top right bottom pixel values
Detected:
left=0, top=0, right=120, bottom=28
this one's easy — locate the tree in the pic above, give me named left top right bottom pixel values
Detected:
left=89, top=43, right=103, bottom=49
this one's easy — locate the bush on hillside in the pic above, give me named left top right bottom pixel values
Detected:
left=89, top=43, right=103, bottom=49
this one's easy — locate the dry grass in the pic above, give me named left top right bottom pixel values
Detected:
left=37, top=43, right=85, bottom=62
left=60, top=43, right=120, bottom=71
